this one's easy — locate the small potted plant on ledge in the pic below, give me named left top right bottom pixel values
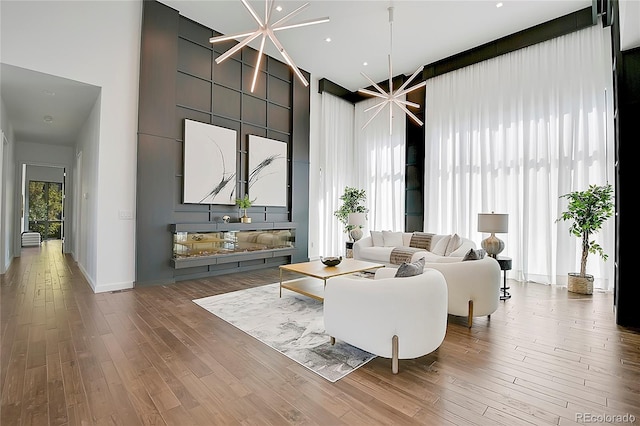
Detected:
left=334, top=186, right=369, bottom=242
left=236, top=194, right=254, bottom=223
left=557, top=183, right=614, bottom=294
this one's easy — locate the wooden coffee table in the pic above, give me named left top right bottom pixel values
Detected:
left=279, top=259, right=384, bottom=301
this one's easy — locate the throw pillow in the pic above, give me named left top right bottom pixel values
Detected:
left=370, top=231, right=384, bottom=247
left=444, top=233, right=462, bottom=256
left=431, top=235, right=451, bottom=256
left=463, top=248, right=487, bottom=261
left=395, top=258, right=425, bottom=277
left=382, top=230, right=404, bottom=247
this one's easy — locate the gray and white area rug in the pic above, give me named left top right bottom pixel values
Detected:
left=193, top=283, right=375, bottom=382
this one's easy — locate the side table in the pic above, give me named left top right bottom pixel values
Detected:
left=496, top=256, right=512, bottom=300
left=345, top=241, right=354, bottom=258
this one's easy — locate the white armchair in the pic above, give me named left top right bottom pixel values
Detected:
left=324, top=268, right=448, bottom=374
left=423, top=256, right=501, bottom=328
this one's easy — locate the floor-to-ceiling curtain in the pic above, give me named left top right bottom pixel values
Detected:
left=318, top=92, right=355, bottom=257
left=424, top=23, right=614, bottom=289
left=354, top=96, right=406, bottom=234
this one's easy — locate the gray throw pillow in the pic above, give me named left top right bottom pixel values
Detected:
left=463, top=248, right=487, bottom=261
left=395, top=258, right=425, bottom=277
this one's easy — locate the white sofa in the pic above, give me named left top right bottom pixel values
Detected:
left=354, top=231, right=501, bottom=327
left=324, top=267, right=448, bottom=374
left=353, top=232, right=475, bottom=266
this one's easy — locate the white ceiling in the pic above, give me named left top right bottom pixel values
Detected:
left=2, top=0, right=639, bottom=148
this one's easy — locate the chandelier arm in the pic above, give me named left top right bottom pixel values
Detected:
left=395, top=67, right=424, bottom=94
left=388, top=55, right=393, bottom=95
left=267, top=30, right=309, bottom=87
left=271, top=3, right=309, bottom=28
left=364, top=100, right=387, bottom=113
left=215, top=31, right=262, bottom=64
left=394, top=100, right=424, bottom=126
left=395, top=81, right=427, bottom=98
left=265, top=0, right=274, bottom=24
left=362, top=103, right=388, bottom=130
left=273, top=17, right=330, bottom=32
left=358, top=88, right=389, bottom=100
left=241, top=0, right=264, bottom=27
left=251, top=35, right=268, bottom=93
left=210, top=31, right=256, bottom=44
left=360, top=73, right=390, bottom=99
left=393, top=98, right=421, bottom=109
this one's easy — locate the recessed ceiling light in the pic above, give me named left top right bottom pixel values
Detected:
left=43, top=115, right=53, bottom=123
left=325, top=37, right=331, bottom=42
left=275, top=5, right=282, bottom=12
left=496, top=2, right=503, bottom=8
left=363, top=62, right=368, bottom=66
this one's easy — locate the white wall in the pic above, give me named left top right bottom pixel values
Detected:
left=0, top=98, right=16, bottom=274
left=1, top=0, right=141, bottom=292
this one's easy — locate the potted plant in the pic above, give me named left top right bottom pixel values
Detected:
left=334, top=187, right=369, bottom=241
left=557, top=183, right=614, bottom=294
left=236, top=194, right=254, bottom=223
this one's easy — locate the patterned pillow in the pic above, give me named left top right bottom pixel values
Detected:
left=463, top=248, right=487, bottom=261
left=395, top=258, right=425, bottom=277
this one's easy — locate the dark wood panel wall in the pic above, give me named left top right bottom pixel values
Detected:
left=136, top=0, right=310, bottom=286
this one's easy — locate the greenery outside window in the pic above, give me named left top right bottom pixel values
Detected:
left=28, top=181, right=63, bottom=240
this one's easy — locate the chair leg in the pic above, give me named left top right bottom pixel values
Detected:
left=330, top=337, right=335, bottom=345
left=468, top=300, right=474, bottom=328
left=392, top=335, right=399, bottom=374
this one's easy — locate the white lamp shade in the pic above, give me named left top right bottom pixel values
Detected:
left=477, top=213, right=508, bottom=234
left=348, top=212, right=367, bottom=227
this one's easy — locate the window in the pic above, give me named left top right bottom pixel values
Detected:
left=28, top=181, right=63, bottom=240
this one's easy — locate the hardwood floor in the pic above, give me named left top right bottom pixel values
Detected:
left=2, top=241, right=639, bottom=425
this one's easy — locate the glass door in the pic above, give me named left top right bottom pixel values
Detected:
left=28, top=181, right=63, bottom=240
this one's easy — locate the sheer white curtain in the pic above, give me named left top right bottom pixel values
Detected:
left=354, top=97, right=406, bottom=234
left=318, top=92, right=355, bottom=257
left=424, top=24, right=614, bottom=289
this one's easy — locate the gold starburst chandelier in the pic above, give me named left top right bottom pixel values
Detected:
left=358, top=7, right=426, bottom=135
left=210, top=0, right=329, bottom=93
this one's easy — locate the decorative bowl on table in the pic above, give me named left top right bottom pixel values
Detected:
left=320, top=256, right=342, bottom=267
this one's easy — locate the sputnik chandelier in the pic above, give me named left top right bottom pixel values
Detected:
left=209, top=0, right=329, bottom=93
left=358, top=7, right=426, bottom=135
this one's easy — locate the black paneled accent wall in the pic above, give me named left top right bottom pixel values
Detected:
left=136, top=0, right=310, bottom=286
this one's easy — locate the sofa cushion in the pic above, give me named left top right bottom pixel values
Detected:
left=370, top=231, right=384, bottom=247
left=445, top=233, right=462, bottom=256
left=431, top=235, right=450, bottom=256
left=395, top=258, right=425, bottom=277
left=382, top=231, right=404, bottom=247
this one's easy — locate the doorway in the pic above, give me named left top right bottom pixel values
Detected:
left=27, top=180, right=63, bottom=240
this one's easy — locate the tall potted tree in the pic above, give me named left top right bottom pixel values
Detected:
left=334, top=187, right=368, bottom=241
left=557, top=184, right=614, bottom=294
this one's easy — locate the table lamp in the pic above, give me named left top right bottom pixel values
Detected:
left=477, top=212, right=508, bottom=258
left=348, top=212, right=367, bottom=241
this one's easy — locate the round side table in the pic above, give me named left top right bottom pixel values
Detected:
left=496, top=256, right=512, bottom=300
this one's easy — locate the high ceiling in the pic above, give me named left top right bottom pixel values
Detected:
left=2, top=0, right=639, bottom=148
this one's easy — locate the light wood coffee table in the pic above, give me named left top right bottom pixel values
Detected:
left=279, top=259, right=384, bottom=301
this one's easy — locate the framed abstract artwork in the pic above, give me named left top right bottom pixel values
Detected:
left=248, top=135, right=288, bottom=207
left=183, top=119, right=237, bottom=204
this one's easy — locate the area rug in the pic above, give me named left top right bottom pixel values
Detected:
left=193, top=282, right=375, bottom=382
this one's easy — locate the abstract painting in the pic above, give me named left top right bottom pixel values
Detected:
left=248, top=135, right=287, bottom=206
left=183, top=119, right=237, bottom=204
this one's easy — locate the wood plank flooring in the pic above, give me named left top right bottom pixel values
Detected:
left=2, top=240, right=639, bottom=425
